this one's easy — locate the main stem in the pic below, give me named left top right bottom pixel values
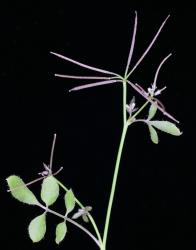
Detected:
left=102, top=80, right=128, bottom=249
left=123, top=80, right=127, bottom=125
left=102, top=78, right=150, bottom=249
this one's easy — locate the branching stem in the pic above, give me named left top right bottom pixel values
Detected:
left=37, top=203, right=101, bottom=248
left=56, top=179, right=104, bottom=249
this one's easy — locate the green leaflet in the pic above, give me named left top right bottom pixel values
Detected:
left=55, top=221, right=67, bottom=244
left=64, top=189, right=75, bottom=214
left=148, top=103, right=157, bottom=120
left=149, top=121, right=182, bottom=136
left=148, top=125, right=159, bottom=144
left=28, top=213, right=46, bottom=243
left=6, top=175, right=39, bottom=205
left=41, top=176, right=59, bottom=206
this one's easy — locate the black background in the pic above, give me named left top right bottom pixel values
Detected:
left=1, top=1, right=195, bottom=250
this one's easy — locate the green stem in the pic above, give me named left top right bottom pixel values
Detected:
left=128, top=100, right=149, bottom=124
left=38, top=203, right=101, bottom=248
left=56, top=179, right=103, bottom=249
left=102, top=91, right=149, bottom=249
left=102, top=120, right=128, bottom=248
left=123, top=80, right=127, bottom=126
left=55, top=86, right=149, bottom=250
left=102, top=79, right=128, bottom=249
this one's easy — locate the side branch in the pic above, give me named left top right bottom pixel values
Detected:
left=126, top=80, right=179, bottom=123
left=38, top=203, right=101, bottom=248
